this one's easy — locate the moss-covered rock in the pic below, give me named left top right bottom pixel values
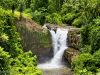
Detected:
left=68, top=28, right=80, bottom=49
left=64, top=48, right=79, bottom=64
left=16, top=18, right=52, bottom=57
left=64, top=27, right=80, bottom=64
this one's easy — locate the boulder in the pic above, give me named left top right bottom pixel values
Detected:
left=68, top=28, right=80, bottom=49
left=64, top=48, right=79, bottom=64
left=43, top=23, right=57, bottom=33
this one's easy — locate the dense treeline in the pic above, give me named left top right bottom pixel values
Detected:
left=0, top=0, right=100, bottom=75
left=0, top=0, right=100, bottom=27
left=0, top=0, right=100, bottom=26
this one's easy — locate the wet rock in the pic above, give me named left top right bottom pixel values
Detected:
left=43, top=23, right=57, bottom=33
left=68, top=28, right=80, bottom=49
left=45, top=24, right=52, bottom=30
left=64, top=48, right=79, bottom=64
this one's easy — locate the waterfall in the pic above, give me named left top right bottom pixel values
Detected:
left=38, top=28, right=68, bottom=69
left=50, top=28, right=68, bottom=65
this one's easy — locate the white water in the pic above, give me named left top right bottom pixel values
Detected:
left=38, top=28, right=68, bottom=69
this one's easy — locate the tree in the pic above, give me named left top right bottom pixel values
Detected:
left=19, top=1, right=24, bottom=20
left=12, top=4, right=15, bottom=13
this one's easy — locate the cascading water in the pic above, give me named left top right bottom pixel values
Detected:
left=50, top=28, right=68, bottom=65
left=38, top=28, right=68, bottom=69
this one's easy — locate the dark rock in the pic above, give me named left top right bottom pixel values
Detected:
left=43, top=23, right=57, bottom=33
left=68, top=28, right=80, bottom=49
left=64, top=48, right=79, bottom=64
left=46, top=24, right=51, bottom=30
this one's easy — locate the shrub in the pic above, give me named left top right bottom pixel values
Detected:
left=72, top=53, right=95, bottom=75
left=80, top=25, right=91, bottom=47
left=0, top=47, right=10, bottom=75
left=31, top=10, right=46, bottom=25
left=46, top=13, right=62, bottom=25
left=90, top=26, right=100, bottom=53
left=80, top=45, right=92, bottom=53
left=62, top=13, right=75, bottom=24
left=93, top=17, right=100, bottom=26
left=72, top=15, right=88, bottom=27
left=9, top=51, right=41, bottom=75
left=93, top=50, right=100, bottom=67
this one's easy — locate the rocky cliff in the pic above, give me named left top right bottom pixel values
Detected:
left=16, top=18, right=52, bottom=57
left=64, top=27, right=80, bottom=64
left=68, top=27, right=80, bottom=49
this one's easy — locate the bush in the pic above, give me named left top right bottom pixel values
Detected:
left=46, top=13, right=62, bottom=25
left=90, top=25, right=100, bottom=53
left=62, top=13, right=75, bottom=24
left=72, top=50, right=100, bottom=74
left=0, top=47, right=10, bottom=75
left=9, top=51, right=41, bottom=75
left=93, top=50, right=100, bottom=66
left=72, top=15, right=88, bottom=27
left=80, top=25, right=91, bottom=47
left=31, top=10, right=46, bottom=25
left=93, top=17, right=100, bottom=26
left=80, top=25, right=100, bottom=52
left=73, top=25, right=100, bottom=74
left=72, top=53, right=94, bottom=75
left=80, top=45, right=92, bottom=53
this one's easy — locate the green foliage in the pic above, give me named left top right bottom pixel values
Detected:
left=80, top=25, right=100, bottom=53
left=90, top=26, right=100, bottom=53
left=73, top=24, right=100, bottom=74
left=1, top=0, right=100, bottom=75
left=72, top=15, right=88, bottom=27
left=29, top=0, right=64, bottom=25
left=0, top=8, right=22, bottom=57
left=61, top=0, right=100, bottom=27
left=32, top=10, right=46, bottom=25
left=72, top=53, right=94, bottom=75
left=80, top=25, right=91, bottom=47
left=93, top=50, right=100, bottom=66
left=25, top=0, right=31, bottom=8
left=0, top=7, right=41, bottom=75
left=46, top=13, right=62, bottom=25
left=93, top=17, right=100, bottom=26
left=0, top=47, right=10, bottom=75
left=9, top=51, right=41, bottom=75
left=0, top=0, right=100, bottom=26
left=72, top=52, right=100, bottom=75
left=0, top=0, right=18, bottom=9
left=80, top=45, right=92, bottom=53
left=0, top=33, right=9, bottom=42
left=32, top=0, right=48, bottom=11
left=62, top=13, right=75, bottom=24
left=48, top=0, right=64, bottom=13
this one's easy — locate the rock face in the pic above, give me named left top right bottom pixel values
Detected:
left=68, top=28, right=80, bottom=49
left=16, top=19, right=52, bottom=57
left=64, top=48, right=79, bottom=64
left=64, top=27, right=80, bottom=64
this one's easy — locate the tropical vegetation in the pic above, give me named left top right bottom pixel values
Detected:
left=0, top=0, right=100, bottom=75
